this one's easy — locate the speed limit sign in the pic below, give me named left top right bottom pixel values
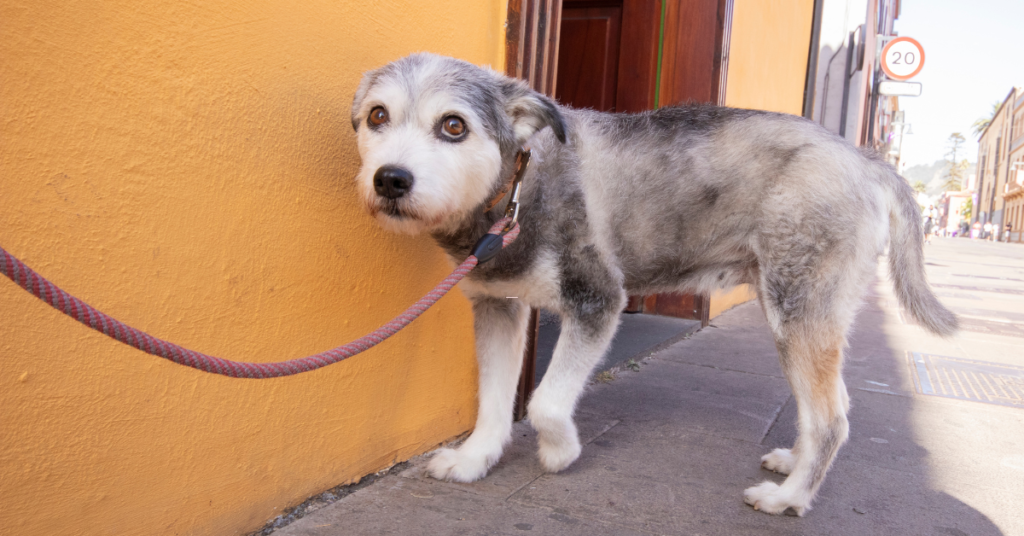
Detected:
left=881, top=37, right=925, bottom=81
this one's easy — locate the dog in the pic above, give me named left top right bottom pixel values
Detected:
left=349, top=53, right=957, bottom=516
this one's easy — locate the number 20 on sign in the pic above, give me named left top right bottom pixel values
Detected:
left=881, top=37, right=925, bottom=81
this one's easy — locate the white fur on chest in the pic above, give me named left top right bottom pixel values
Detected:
left=458, top=249, right=562, bottom=311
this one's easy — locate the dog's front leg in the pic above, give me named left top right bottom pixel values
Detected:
left=427, top=296, right=529, bottom=482
left=528, top=290, right=623, bottom=473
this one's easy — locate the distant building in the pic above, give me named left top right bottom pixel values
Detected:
left=975, top=86, right=1022, bottom=240
left=938, top=164, right=980, bottom=238
left=1000, top=91, right=1024, bottom=242
left=803, top=0, right=904, bottom=154
left=939, top=189, right=973, bottom=236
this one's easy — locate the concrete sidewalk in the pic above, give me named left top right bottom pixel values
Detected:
left=270, top=238, right=1024, bottom=536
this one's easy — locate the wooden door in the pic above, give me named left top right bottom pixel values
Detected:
left=557, top=0, right=662, bottom=114
left=556, top=5, right=622, bottom=112
left=638, top=0, right=732, bottom=324
left=658, top=0, right=733, bottom=107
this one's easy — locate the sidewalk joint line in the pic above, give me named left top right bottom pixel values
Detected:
left=662, top=360, right=787, bottom=380
left=504, top=473, right=546, bottom=502
left=759, top=395, right=790, bottom=445
left=856, top=387, right=913, bottom=398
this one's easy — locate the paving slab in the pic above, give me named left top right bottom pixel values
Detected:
left=580, top=359, right=791, bottom=444
left=276, top=476, right=652, bottom=536
left=658, top=304, right=786, bottom=378
left=509, top=421, right=782, bottom=536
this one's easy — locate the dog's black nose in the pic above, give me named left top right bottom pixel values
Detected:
left=373, top=166, right=413, bottom=199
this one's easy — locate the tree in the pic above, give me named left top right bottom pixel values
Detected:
left=943, top=133, right=967, bottom=191
left=944, top=160, right=970, bottom=192
left=912, top=180, right=927, bottom=194
left=961, top=198, right=972, bottom=221
left=972, top=100, right=1001, bottom=139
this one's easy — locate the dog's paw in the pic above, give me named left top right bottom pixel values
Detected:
left=743, top=481, right=809, bottom=516
left=426, top=447, right=491, bottom=483
left=760, top=448, right=796, bottom=475
left=537, top=432, right=582, bottom=473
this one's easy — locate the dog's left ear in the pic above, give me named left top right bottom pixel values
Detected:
left=501, top=80, right=567, bottom=144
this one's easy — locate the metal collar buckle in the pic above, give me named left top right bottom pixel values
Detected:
left=502, top=148, right=531, bottom=233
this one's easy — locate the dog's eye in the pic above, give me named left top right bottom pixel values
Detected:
left=441, top=116, right=466, bottom=138
left=368, top=106, right=389, bottom=127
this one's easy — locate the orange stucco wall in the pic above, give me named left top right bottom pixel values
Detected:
left=0, top=2, right=505, bottom=535
left=726, top=0, right=814, bottom=115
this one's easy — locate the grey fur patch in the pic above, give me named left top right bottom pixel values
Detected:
left=809, top=419, right=847, bottom=487
left=700, top=184, right=721, bottom=206
left=471, top=294, right=524, bottom=326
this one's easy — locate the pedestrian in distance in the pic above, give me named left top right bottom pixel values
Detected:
left=924, top=204, right=938, bottom=244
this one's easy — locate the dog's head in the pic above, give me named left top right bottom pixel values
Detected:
left=350, top=53, right=566, bottom=234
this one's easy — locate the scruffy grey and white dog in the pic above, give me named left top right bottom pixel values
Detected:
left=350, top=53, right=957, bottom=516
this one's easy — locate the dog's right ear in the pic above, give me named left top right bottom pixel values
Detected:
left=351, top=69, right=379, bottom=132
left=501, top=79, right=567, bottom=144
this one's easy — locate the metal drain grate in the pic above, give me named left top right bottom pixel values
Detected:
left=908, top=353, right=1024, bottom=408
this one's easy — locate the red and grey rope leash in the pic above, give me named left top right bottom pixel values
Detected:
left=0, top=218, right=517, bottom=378
left=1, top=150, right=532, bottom=379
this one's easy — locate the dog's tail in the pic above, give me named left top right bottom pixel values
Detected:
left=882, top=166, right=959, bottom=337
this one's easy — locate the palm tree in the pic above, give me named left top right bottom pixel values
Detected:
left=972, top=100, right=1001, bottom=139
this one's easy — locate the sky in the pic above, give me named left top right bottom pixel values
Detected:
left=893, top=0, right=1024, bottom=170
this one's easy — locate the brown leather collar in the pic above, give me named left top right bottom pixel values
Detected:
left=485, top=149, right=529, bottom=212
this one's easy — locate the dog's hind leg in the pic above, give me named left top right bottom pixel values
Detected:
left=528, top=280, right=624, bottom=473
left=427, top=296, right=530, bottom=482
left=744, top=285, right=853, bottom=516
left=744, top=332, right=850, bottom=516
